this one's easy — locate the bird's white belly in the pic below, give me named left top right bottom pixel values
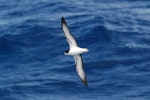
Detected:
left=69, top=47, right=88, bottom=55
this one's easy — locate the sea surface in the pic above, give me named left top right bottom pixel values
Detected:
left=0, top=0, right=150, bottom=100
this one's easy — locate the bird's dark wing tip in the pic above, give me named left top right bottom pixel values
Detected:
left=82, top=78, right=88, bottom=87
left=61, top=16, right=66, bottom=24
left=62, top=16, right=64, bottom=20
left=85, top=82, right=88, bottom=87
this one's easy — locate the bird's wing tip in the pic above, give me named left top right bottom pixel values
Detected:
left=85, top=82, right=88, bottom=87
left=62, top=16, right=64, bottom=20
left=83, top=79, right=88, bottom=87
left=61, top=16, right=65, bottom=24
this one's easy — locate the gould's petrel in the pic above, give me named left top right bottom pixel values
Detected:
left=61, top=17, right=89, bottom=86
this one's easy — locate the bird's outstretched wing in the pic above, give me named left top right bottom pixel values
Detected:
left=74, top=55, right=88, bottom=86
left=61, top=17, right=78, bottom=48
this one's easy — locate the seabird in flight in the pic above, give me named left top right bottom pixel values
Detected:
left=61, top=17, right=89, bottom=86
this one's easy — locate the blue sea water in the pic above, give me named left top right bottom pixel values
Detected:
left=0, top=0, right=150, bottom=100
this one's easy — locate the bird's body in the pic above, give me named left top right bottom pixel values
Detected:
left=61, top=17, right=89, bottom=86
left=64, top=47, right=88, bottom=56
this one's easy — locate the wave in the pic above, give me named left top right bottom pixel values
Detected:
left=0, top=0, right=150, bottom=100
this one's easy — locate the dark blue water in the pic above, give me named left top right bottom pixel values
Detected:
left=0, top=0, right=150, bottom=100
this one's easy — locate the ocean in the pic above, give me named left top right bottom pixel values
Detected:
left=0, top=0, right=150, bottom=100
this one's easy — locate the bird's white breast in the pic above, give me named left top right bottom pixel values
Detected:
left=69, top=47, right=88, bottom=55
